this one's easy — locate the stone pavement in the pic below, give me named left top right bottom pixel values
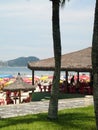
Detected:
left=0, top=96, right=93, bottom=119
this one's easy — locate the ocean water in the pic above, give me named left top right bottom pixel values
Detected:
left=0, top=67, right=54, bottom=77
left=0, top=67, right=89, bottom=78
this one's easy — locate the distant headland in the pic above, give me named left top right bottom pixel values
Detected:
left=0, top=56, right=40, bottom=67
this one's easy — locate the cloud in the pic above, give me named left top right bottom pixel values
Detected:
left=0, top=1, right=51, bottom=19
left=0, top=0, right=96, bottom=60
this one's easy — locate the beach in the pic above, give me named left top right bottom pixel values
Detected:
left=0, top=66, right=92, bottom=106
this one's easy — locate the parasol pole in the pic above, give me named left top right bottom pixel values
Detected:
left=19, top=90, right=21, bottom=103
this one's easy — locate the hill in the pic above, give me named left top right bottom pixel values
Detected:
left=7, top=56, right=40, bottom=67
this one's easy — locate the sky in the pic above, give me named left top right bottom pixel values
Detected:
left=0, top=0, right=96, bottom=61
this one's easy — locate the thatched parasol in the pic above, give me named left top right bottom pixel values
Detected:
left=3, top=74, right=36, bottom=103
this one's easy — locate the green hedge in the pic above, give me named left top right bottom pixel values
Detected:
left=32, top=92, right=85, bottom=101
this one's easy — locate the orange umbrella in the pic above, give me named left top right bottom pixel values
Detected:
left=23, top=76, right=40, bottom=84
left=74, top=74, right=90, bottom=82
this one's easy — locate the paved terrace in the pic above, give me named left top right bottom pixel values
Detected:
left=0, top=96, right=93, bottom=119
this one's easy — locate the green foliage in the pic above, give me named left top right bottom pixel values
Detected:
left=0, top=106, right=96, bottom=130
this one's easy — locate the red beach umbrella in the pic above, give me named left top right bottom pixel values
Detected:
left=74, top=74, right=90, bottom=82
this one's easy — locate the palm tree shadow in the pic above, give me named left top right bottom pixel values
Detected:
left=0, top=113, right=47, bottom=129
left=0, top=111, right=96, bottom=130
left=54, top=112, right=95, bottom=129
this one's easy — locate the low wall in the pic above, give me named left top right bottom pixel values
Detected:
left=32, top=92, right=94, bottom=105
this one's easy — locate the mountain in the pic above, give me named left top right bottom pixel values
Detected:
left=7, top=56, right=40, bottom=67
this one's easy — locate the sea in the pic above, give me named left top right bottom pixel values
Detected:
left=0, top=66, right=89, bottom=78
left=0, top=67, right=54, bottom=77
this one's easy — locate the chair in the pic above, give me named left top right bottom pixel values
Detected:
left=6, top=97, right=14, bottom=105
left=22, top=97, right=30, bottom=103
left=85, top=86, right=93, bottom=95
left=48, top=84, right=52, bottom=92
left=38, top=84, right=42, bottom=92
left=0, top=99, right=5, bottom=105
left=79, top=86, right=85, bottom=94
left=79, top=82, right=86, bottom=94
left=69, top=85, right=76, bottom=93
left=43, top=85, right=47, bottom=92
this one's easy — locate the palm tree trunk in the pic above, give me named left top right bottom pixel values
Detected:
left=92, top=0, right=98, bottom=129
left=48, top=0, right=61, bottom=119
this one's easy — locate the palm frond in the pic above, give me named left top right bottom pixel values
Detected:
left=61, top=0, right=69, bottom=7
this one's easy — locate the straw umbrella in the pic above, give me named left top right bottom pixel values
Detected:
left=3, top=75, right=36, bottom=104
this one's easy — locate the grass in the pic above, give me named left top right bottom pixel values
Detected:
left=0, top=105, right=96, bottom=130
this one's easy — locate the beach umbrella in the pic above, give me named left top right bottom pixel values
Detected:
left=74, top=74, right=90, bottom=82
left=40, top=76, right=48, bottom=80
left=23, top=76, right=40, bottom=84
left=0, top=74, right=13, bottom=78
left=0, top=79, right=7, bottom=85
left=22, top=77, right=32, bottom=84
left=29, top=76, right=40, bottom=81
left=80, top=74, right=90, bottom=81
left=3, top=76, right=36, bottom=91
left=40, top=75, right=53, bottom=81
left=5, top=78, right=16, bottom=86
left=34, top=76, right=40, bottom=81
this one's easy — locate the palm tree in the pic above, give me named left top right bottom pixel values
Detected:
left=92, top=0, right=98, bottom=129
left=48, top=0, right=69, bottom=119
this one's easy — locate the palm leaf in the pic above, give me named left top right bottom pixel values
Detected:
left=61, top=0, right=69, bottom=7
